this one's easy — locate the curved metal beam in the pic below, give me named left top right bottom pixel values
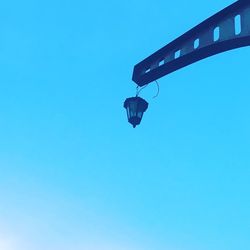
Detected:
left=132, top=0, right=250, bottom=87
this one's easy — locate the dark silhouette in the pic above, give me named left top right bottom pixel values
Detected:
left=125, top=0, right=250, bottom=127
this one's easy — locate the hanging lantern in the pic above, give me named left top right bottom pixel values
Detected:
left=124, top=96, right=148, bottom=128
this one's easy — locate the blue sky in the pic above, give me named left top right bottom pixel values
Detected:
left=0, top=0, right=250, bottom=249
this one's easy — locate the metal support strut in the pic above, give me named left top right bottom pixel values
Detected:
left=132, top=0, right=250, bottom=87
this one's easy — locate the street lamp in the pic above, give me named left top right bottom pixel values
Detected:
left=124, top=96, right=148, bottom=128
left=124, top=0, right=250, bottom=127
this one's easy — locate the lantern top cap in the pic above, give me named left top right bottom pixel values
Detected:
left=123, top=96, right=148, bottom=111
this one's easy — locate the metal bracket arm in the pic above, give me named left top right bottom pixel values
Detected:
left=132, top=0, right=250, bottom=87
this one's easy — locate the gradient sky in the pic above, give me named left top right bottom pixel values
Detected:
left=0, top=0, right=250, bottom=249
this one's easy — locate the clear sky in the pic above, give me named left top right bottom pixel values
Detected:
left=0, top=0, right=250, bottom=249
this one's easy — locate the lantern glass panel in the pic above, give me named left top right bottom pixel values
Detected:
left=137, top=111, right=143, bottom=119
left=126, top=108, right=130, bottom=119
left=130, top=102, right=137, bottom=117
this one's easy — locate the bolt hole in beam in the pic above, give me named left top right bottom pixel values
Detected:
left=159, top=59, right=165, bottom=66
left=175, top=50, right=181, bottom=58
left=214, top=26, right=220, bottom=41
left=235, top=14, right=241, bottom=35
left=194, top=38, right=200, bottom=49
